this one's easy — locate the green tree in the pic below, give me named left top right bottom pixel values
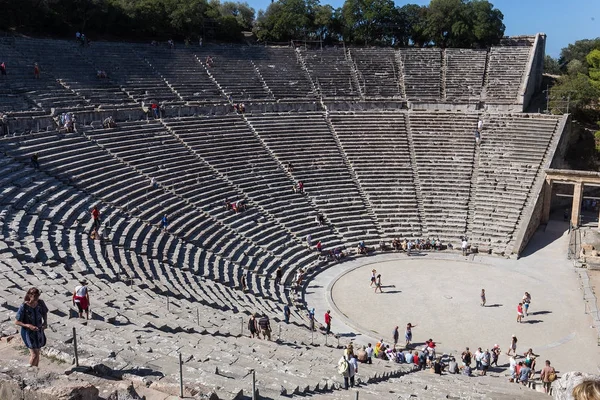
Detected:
left=469, top=0, right=504, bottom=47
left=254, top=0, right=316, bottom=42
left=559, top=38, right=600, bottom=69
left=587, top=49, right=600, bottom=86
left=544, top=55, right=561, bottom=75
left=425, top=0, right=466, bottom=48
left=396, top=4, right=430, bottom=47
left=341, top=0, right=396, bottom=45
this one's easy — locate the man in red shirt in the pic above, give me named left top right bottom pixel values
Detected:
left=324, top=310, right=332, bottom=334
left=91, top=206, right=100, bottom=232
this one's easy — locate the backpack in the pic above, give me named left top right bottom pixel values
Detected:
left=338, top=358, right=349, bottom=375
left=548, top=370, right=557, bottom=382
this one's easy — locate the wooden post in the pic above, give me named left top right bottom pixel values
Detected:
left=252, top=369, right=256, bottom=400
left=73, top=327, right=79, bottom=367
left=179, top=352, right=184, bottom=398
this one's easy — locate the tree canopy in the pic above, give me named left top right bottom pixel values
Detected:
left=255, top=0, right=504, bottom=46
left=0, top=0, right=255, bottom=42
left=0, top=0, right=505, bottom=47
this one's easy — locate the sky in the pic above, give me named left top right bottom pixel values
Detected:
left=249, top=0, right=600, bottom=58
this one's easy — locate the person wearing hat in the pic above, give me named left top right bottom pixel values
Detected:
left=73, top=280, right=90, bottom=320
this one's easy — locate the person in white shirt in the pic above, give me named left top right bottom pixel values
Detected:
left=477, top=119, right=483, bottom=130
left=462, top=238, right=468, bottom=256
left=365, top=343, right=374, bottom=364
left=72, top=280, right=90, bottom=320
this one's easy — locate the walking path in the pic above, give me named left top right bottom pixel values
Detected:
left=305, top=219, right=600, bottom=375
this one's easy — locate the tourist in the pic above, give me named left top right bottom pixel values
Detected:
left=151, top=177, right=158, bottom=190
left=507, top=335, right=518, bottom=356
left=306, top=233, right=312, bottom=248
left=517, top=303, right=524, bottom=323
left=463, top=364, right=472, bottom=376
left=491, top=344, right=501, bottom=366
left=91, top=205, right=100, bottom=232
left=480, top=288, right=486, bottom=307
left=481, top=349, right=491, bottom=376
left=356, top=345, right=367, bottom=363
left=509, top=355, right=517, bottom=381
left=345, top=342, right=354, bottom=358
left=540, top=360, right=556, bottom=394
left=448, top=356, right=459, bottom=374
left=308, top=308, right=315, bottom=331
left=374, top=274, right=383, bottom=293
left=474, top=347, right=483, bottom=370
left=1, top=113, right=7, bottom=135
left=72, top=280, right=90, bottom=320
left=31, top=153, right=39, bottom=169
left=349, top=354, right=358, bottom=377
left=315, top=241, right=322, bottom=252
left=318, top=214, right=325, bottom=226
left=365, top=343, right=373, bottom=364
left=14, top=288, right=48, bottom=367
left=275, top=267, right=282, bottom=286
left=241, top=274, right=247, bottom=291
left=474, top=129, right=481, bottom=146
left=461, top=347, right=472, bottom=368
left=572, top=380, right=600, bottom=400
left=33, top=63, right=40, bottom=79
left=519, top=362, right=531, bottom=385
left=337, top=354, right=355, bottom=389
left=0, top=61, right=6, bottom=76
left=161, top=214, right=168, bottom=232
left=433, top=357, right=444, bottom=375
left=324, top=310, right=332, bottom=334
left=461, top=237, right=468, bottom=256
left=523, top=292, right=531, bottom=316
left=258, top=314, right=271, bottom=340
left=248, top=314, right=258, bottom=338
left=297, top=181, right=304, bottom=193
left=393, top=326, right=399, bottom=348
left=370, top=269, right=376, bottom=286
left=405, top=323, right=416, bottom=347
left=283, top=304, right=290, bottom=324
left=478, top=119, right=483, bottom=131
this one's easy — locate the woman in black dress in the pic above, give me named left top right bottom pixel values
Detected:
left=15, top=287, right=48, bottom=367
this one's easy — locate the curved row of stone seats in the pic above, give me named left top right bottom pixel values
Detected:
left=80, top=121, right=308, bottom=277
left=0, top=133, right=264, bottom=286
left=195, top=46, right=273, bottom=101
left=300, top=48, right=361, bottom=98
left=307, top=368, right=547, bottom=400
left=399, top=48, right=442, bottom=101
left=14, top=38, right=137, bottom=109
left=164, top=114, right=342, bottom=243
left=350, top=48, right=403, bottom=98
left=486, top=46, right=531, bottom=103
left=246, top=112, right=381, bottom=245
left=250, top=46, right=317, bottom=100
left=470, top=114, right=560, bottom=253
left=0, top=159, right=303, bottom=322
left=0, top=42, right=46, bottom=113
left=329, top=111, right=422, bottom=238
left=138, top=47, right=224, bottom=103
left=1, top=258, right=410, bottom=399
left=78, top=41, right=183, bottom=105
left=0, top=40, right=90, bottom=113
left=0, top=126, right=312, bottom=305
left=445, top=49, right=487, bottom=101
left=410, top=112, right=477, bottom=242
left=164, top=114, right=341, bottom=288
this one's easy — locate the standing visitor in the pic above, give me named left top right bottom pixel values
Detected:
left=540, top=360, right=556, bottom=394
left=405, top=323, right=416, bottom=347
left=324, top=310, right=332, bottom=334
left=480, top=289, right=486, bottom=307
left=517, top=303, right=524, bottom=323
left=15, top=288, right=48, bottom=367
left=72, top=280, right=90, bottom=320
left=507, top=335, right=518, bottom=356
